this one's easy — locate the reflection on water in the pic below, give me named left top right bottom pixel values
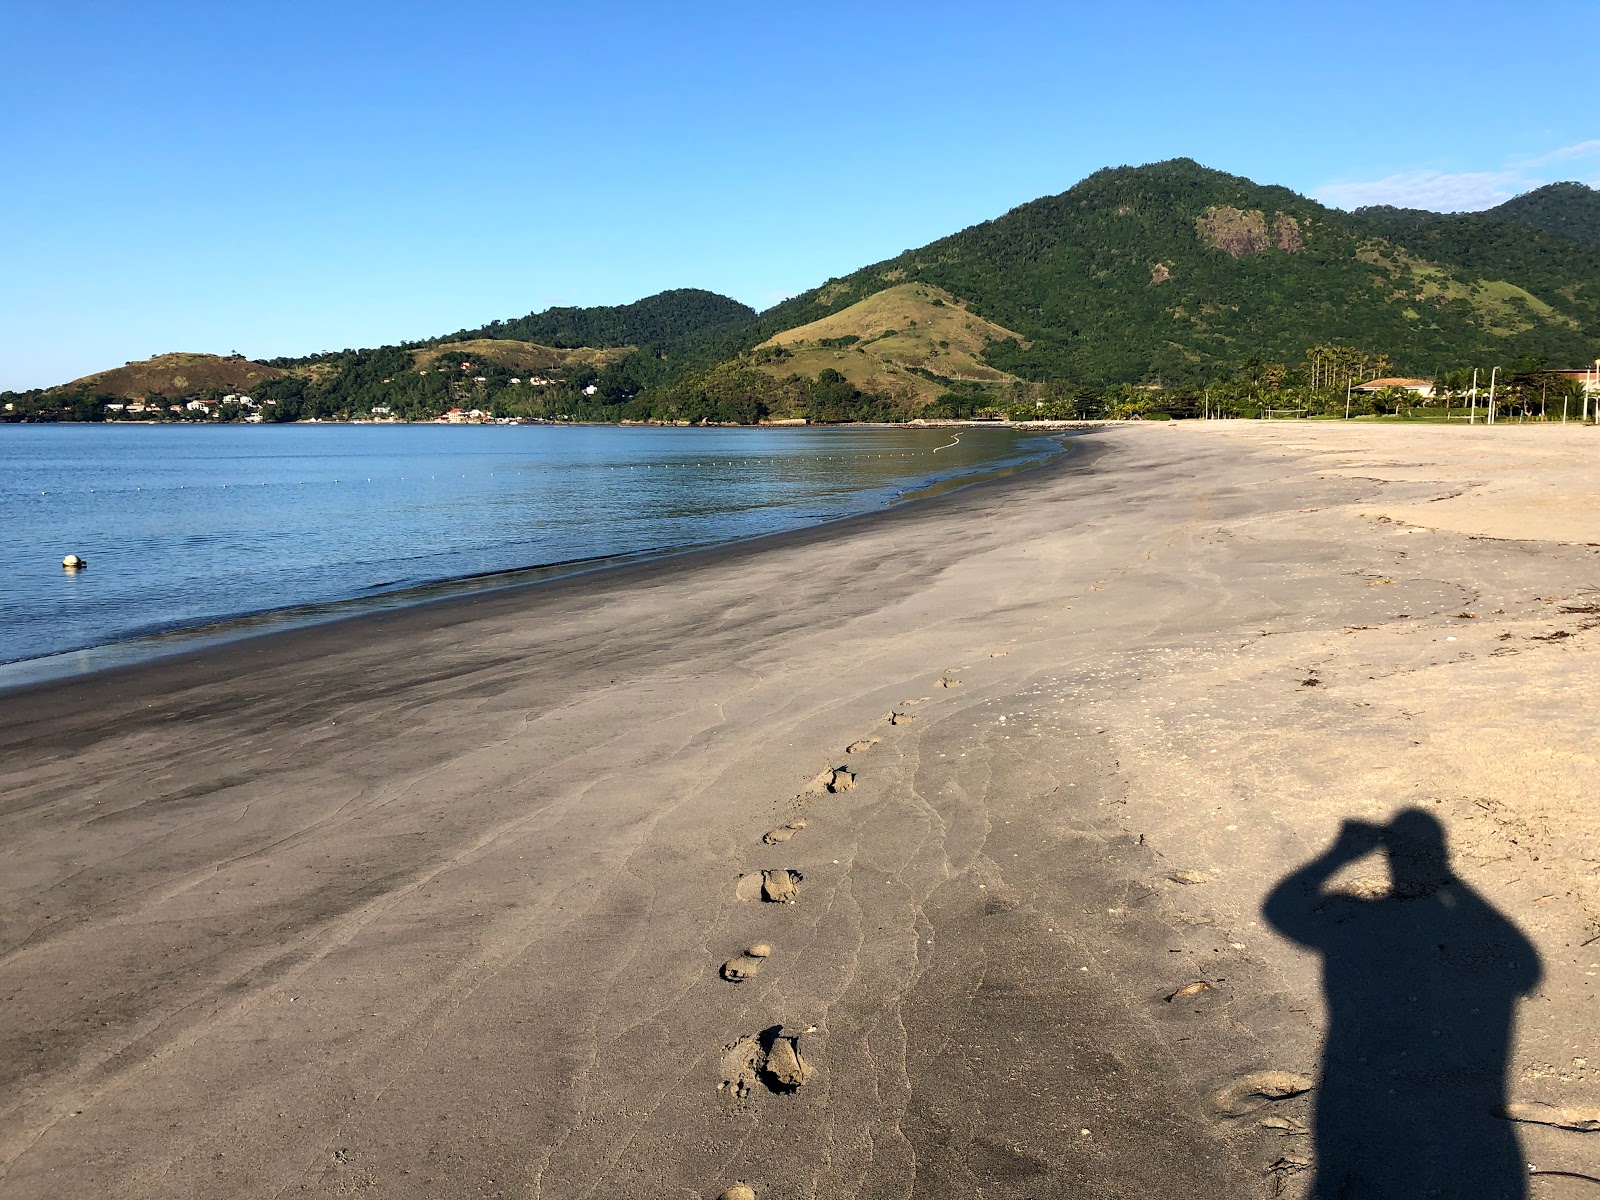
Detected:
left=0, top=424, right=1064, bottom=680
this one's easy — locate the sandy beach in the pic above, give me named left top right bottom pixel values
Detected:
left=3, top=422, right=1598, bottom=1200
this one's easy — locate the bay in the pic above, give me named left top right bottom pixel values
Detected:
left=0, top=423, right=1061, bottom=680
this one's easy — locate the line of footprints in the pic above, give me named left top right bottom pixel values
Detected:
left=712, top=671, right=972, bottom=1200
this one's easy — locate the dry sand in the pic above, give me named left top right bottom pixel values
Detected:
left=2, top=422, right=1598, bottom=1199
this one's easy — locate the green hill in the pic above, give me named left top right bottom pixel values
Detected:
left=451, top=287, right=756, bottom=348
left=59, top=352, right=282, bottom=399
left=754, top=159, right=1599, bottom=385
left=1485, top=182, right=1600, bottom=251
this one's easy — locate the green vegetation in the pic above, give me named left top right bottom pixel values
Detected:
left=7, top=164, right=1598, bottom=425
left=1486, top=182, right=1600, bottom=252
left=448, top=287, right=755, bottom=348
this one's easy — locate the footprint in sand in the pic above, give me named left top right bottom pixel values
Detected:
left=719, top=1186, right=757, bottom=1200
left=990, top=651, right=1008, bottom=658
left=762, top=820, right=806, bottom=844
left=717, top=1025, right=815, bottom=1096
left=721, top=943, right=772, bottom=982
left=845, top=737, right=879, bottom=754
left=735, top=869, right=803, bottom=903
left=808, top=767, right=855, bottom=794
left=1212, top=1070, right=1314, bottom=1117
left=885, top=711, right=915, bottom=726
left=938, top=676, right=961, bottom=688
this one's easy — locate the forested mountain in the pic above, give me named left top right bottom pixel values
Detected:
left=9, top=161, right=1598, bottom=425
left=750, top=159, right=1599, bottom=386
left=1486, top=182, right=1600, bottom=250
left=449, top=288, right=756, bottom=348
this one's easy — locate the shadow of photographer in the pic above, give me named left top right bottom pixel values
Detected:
left=1263, top=809, right=1542, bottom=1199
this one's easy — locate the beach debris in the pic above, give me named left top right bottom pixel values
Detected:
left=717, top=1025, right=816, bottom=1097
left=762, top=820, right=806, bottom=844
left=1265, top=1153, right=1312, bottom=1187
left=1496, top=1101, right=1600, bottom=1132
left=719, top=1185, right=757, bottom=1200
left=1533, top=630, right=1572, bottom=641
left=721, top=946, right=771, bottom=983
left=61, top=554, right=86, bottom=570
left=1168, top=869, right=1213, bottom=885
left=1213, top=1070, right=1315, bottom=1117
left=1166, top=980, right=1213, bottom=1002
left=761, top=869, right=802, bottom=903
left=845, top=738, right=879, bottom=754
left=1455, top=611, right=1478, bottom=619
left=1260, top=1115, right=1310, bottom=1135
left=1368, top=578, right=1395, bottom=587
left=990, top=651, right=1008, bottom=658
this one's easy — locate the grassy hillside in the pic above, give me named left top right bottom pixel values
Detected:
left=751, top=284, right=1024, bottom=406
left=60, top=352, right=282, bottom=398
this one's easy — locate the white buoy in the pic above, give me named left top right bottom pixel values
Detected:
left=62, top=554, right=86, bottom=570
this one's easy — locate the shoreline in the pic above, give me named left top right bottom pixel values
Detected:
left=4, top=423, right=1597, bottom=1199
left=0, top=429, right=1078, bottom=692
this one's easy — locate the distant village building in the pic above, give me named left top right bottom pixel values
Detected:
left=1352, top=377, right=1435, bottom=398
left=583, top=384, right=599, bottom=396
left=1549, top=367, right=1600, bottom=392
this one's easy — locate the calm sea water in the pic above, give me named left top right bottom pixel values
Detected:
left=0, top=423, right=1061, bottom=679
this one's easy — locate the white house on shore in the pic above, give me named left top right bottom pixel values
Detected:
left=1352, top=377, right=1435, bottom=398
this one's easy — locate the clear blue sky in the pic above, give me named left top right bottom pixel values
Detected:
left=3, top=0, right=1596, bottom=391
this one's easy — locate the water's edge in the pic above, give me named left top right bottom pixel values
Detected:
left=0, top=434, right=1075, bottom=690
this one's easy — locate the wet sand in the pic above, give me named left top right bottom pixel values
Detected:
left=3, top=422, right=1598, bottom=1199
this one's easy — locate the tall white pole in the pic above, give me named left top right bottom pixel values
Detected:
left=1345, top=377, right=1352, bottom=420
left=1488, top=367, right=1498, bottom=426
left=1470, top=368, right=1478, bottom=425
